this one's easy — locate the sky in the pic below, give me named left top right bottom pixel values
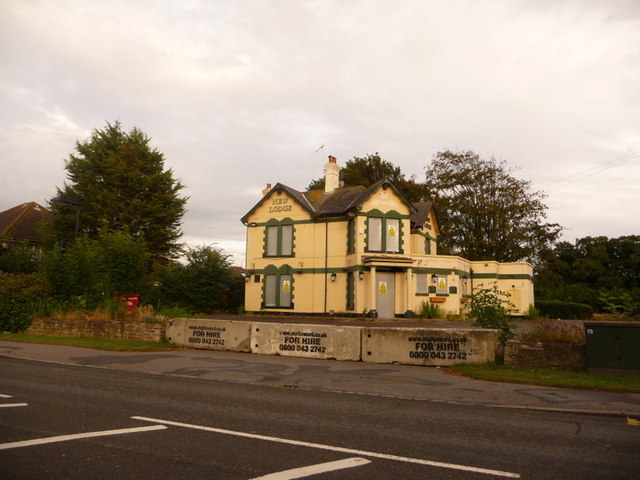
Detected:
left=1, top=0, right=639, bottom=266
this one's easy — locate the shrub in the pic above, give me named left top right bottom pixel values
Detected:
left=419, top=301, right=442, bottom=319
left=0, top=240, right=41, bottom=274
left=0, top=273, right=52, bottom=332
left=518, top=319, right=586, bottom=344
left=157, top=245, right=243, bottom=313
left=466, top=284, right=515, bottom=343
left=536, top=300, right=593, bottom=320
left=526, top=304, right=540, bottom=319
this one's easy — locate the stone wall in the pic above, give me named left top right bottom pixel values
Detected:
left=504, top=340, right=585, bottom=369
left=26, top=317, right=166, bottom=343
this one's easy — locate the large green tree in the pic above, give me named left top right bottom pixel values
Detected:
left=424, top=150, right=561, bottom=263
left=307, top=153, right=406, bottom=191
left=157, top=245, right=243, bottom=313
left=51, top=122, right=187, bottom=261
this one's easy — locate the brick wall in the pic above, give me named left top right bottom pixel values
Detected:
left=26, top=317, right=166, bottom=343
left=505, top=340, right=585, bottom=369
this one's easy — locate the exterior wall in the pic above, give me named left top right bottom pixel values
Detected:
left=470, top=261, right=534, bottom=315
left=26, top=317, right=166, bottom=342
left=243, top=184, right=534, bottom=318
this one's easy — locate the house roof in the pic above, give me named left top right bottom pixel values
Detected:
left=242, top=179, right=428, bottom=224
left=0, top=202, right=54, bottom=244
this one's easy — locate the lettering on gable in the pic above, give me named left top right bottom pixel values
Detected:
left=268, top=197, right=292, bottom=213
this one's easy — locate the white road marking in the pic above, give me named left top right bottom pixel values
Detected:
left=0, top=403, right=28, bottom=408
left=249, top=457, right=371, bottom=480
left=0, top=394, right=13, bottom=398
left=0, top=424, right=167, bottom=450
left=132, top=416, right=520, bottom=478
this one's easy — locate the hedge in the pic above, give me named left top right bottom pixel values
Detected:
left=0, top=272, right=52, bottom=332
left=535, top=300, right=594, bottom=320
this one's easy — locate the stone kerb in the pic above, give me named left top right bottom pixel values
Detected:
left=165, top=318, right=251, bottom=352
left=251, top=322, right=361, bottom=361
left=362, top=327, right=499, bottom=366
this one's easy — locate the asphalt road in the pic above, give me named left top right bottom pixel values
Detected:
left=1, top=357, right=639, bottom=479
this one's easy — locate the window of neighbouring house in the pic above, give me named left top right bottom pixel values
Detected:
left=264, top=274, right=292, bottom=308
left=265, top=223, right=294, bottom=257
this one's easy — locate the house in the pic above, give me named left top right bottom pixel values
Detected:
left=241, top=157, right=533, bottom=318
left=0, top=201, right=54, bottom=249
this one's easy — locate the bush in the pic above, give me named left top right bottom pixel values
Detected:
left=536, top=300, right=593, bottom=320
left=518, top=319, right=586, bottom=344
left=466, top=284, right=515, bottom=343
left=419, top=301, right=442, bottom=319
left=0, top=273, right=52, bottom=332
left=157, top=245, right=243, bottom=314
left=0, top=240, right=41, bottom=274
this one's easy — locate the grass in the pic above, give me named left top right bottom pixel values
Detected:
left=0, top=332, right=179, bottom=351
left=449, top=362, right=640, bottom=393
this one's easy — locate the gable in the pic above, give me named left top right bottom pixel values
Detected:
left=360, top=184, right=413, bottom=216
left=241, top=184, right=314, bottom=224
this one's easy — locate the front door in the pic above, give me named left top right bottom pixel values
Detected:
left=376, top=272, right=395, bottom=319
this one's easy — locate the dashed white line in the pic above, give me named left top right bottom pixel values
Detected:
left=0, top=403, right=28, bottom=408
left=0, top=394, right=13, bottom=398
left=0, top=424, right=167, bottom=450
left=249, top=457, right=371, bottom=480
left=132, top=416, right=520, bottom=478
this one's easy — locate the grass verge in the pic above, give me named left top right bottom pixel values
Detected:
left=0, top=332, right=179, bottom=351
left=449, top=363, right=640, bottom=393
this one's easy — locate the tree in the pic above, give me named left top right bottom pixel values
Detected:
left=39, top=231, right=152, bottom=305
left=158, top=245, right=242, bottom=313
left=307, top=153, right=405, bottom=191
left=424, top=150, right=561, bottom=263
left=51, top=122, right=187, bottom=261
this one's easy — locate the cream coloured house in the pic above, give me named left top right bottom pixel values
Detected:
left=241, top=156, right=533, bottom=318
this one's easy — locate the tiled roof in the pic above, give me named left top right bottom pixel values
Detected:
left=0, top=202, right=54, bottom=244
left=242, top=179, right=431, bottom=230
left=411, top=201, right=434, bottom=227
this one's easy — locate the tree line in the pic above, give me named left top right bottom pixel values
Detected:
left=2, top=121, right=637, bottom=332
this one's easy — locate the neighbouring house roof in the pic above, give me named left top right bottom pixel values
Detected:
left=0, top=202, right=54, bottom=244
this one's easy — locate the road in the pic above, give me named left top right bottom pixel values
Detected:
left=1, top=356, right=638, bottom=479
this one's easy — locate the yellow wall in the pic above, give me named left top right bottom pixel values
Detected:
left=243, top=185, right=534, bottom=317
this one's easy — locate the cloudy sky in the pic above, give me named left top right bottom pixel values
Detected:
left=1, top=0, right=639, bottom=265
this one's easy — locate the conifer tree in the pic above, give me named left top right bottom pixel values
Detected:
left=51, top=122, right=187, bottom=262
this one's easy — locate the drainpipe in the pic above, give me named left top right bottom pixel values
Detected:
left=324, top=215, right=329, bottom=315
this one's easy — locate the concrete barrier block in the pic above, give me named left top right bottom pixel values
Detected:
left=251, top=322, right=361, bottom=361
left=165, top=318, right=251, bottom=352
left=362, top=327, right=498, bottom=366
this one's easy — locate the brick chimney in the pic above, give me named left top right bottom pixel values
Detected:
left=262, top=183, right=272, bottom=196
left=324, top=156, right=340, bottom=193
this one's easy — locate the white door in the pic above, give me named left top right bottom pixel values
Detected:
left=376, top=272, right=395, bottom=319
